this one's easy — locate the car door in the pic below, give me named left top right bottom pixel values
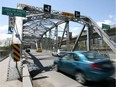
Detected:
left=63, top=53, right=81, bottom=75
left=59, top=53, right=71, bottom=72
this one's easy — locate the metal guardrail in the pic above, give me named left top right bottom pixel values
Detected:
left=0, top=50, right=10, bottom=62
left=0, top=55, right=8, bottom=62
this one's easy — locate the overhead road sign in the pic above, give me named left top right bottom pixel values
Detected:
left=102, top=24, right=110, bottom=29
left=75, top=11, right=80, bottom=18
left=2, top=7, right=26, bottom=17
left=44, top=4, right=51, bottom=13
left=13, top=44, right=20, bottom=61
left=61, top=12, right=74, bottom=17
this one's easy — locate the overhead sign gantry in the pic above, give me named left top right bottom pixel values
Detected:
left=2, top=3, right=116, bottom=54
left=20, top=3, right=116, bottom=53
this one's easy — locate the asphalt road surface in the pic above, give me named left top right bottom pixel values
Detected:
left=25, top=50, right=116, bottom=87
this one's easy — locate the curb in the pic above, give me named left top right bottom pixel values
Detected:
left=22, top=59, right=33, bottom=87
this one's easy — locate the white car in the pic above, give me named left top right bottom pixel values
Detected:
left=52, top=49, right=67, bottom=57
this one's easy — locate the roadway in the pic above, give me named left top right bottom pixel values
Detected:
left=25, top=49, right=116, bottom=87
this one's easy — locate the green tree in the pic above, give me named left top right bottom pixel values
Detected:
left=3, top=38, right=12, bottom=51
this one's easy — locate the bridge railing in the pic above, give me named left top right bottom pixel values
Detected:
left=0, top=50, right=9, bottom=62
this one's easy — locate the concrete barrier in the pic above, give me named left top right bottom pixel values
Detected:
left=23, top=64, right=33, bottom=87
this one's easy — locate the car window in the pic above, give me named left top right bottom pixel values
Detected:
left=68, top=54, right=74, bottom=60
left=62, top=53, right=80, bottom=61
left=73, top=53, right=80, bottom=61
left=82, top=51, right=105, bottom=60
left=62, top=54, right=70, bottom=60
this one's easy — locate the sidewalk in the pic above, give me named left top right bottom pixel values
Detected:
left=0, top=57, right=22, bottom=87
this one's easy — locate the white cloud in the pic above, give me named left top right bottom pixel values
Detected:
left=0, top=25, right=12, bottom=40
left=109, top=14, right=116, bottom=20
left=0, top=34, right=12, bottom=40
left=97, top=20, right=112, bottom=27
left=0, top=25, right=8, bottom=34
left=109, top=15, right=113, bottom=19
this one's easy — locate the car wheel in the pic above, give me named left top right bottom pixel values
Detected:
left=53, top=64, right=59, bottom=72
left=75, top=72, right=86, bottom=85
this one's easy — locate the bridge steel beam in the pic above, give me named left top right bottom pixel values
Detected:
left=45, top=34, right=47, bottom=50
left=72, top=25, right=86, bottom=51
left=66, top=21, right=70, bottom=51
left=59, top=23, right=67, bottom=48
left=87, top=25, right=91, bottom=51
left=19, top=3, right=116, bottom=53
left=49, top=30, right=52, bottom=50
left=55, top=25, right=58, bottom=50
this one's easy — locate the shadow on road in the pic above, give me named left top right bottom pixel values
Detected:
left=86, top=78, right=116, bottom=87
left=27, top=53, right=53, bottom=78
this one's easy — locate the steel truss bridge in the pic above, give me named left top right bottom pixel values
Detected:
left=13, top=3, right=116, bottom=53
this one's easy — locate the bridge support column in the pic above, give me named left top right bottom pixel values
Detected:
left=45, top=34, right=48, bottom=50
left=87, top=25, right=91, bottom=51
left=66, top=21, right=70, bottom=51
left=35, top=40, right=38, bottom=49
left=49, top=30, right=52, bottom=50
left=55, top=25, right=58, bottom=50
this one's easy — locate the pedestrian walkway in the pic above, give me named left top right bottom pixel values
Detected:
left=0, top=57, right=22, bottom=87
left=7, top=55, right=21, bottom=81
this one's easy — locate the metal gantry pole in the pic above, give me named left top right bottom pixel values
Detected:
left=59, top=22, right=67, bottom=48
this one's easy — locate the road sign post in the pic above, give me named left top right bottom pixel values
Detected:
left=2, top=6, right=24, bottom=62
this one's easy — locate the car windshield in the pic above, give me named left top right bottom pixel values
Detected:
left=82, top=51, right=105, bottom=60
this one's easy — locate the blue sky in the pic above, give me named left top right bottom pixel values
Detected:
left=0, top=0, right=115, bottom=40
